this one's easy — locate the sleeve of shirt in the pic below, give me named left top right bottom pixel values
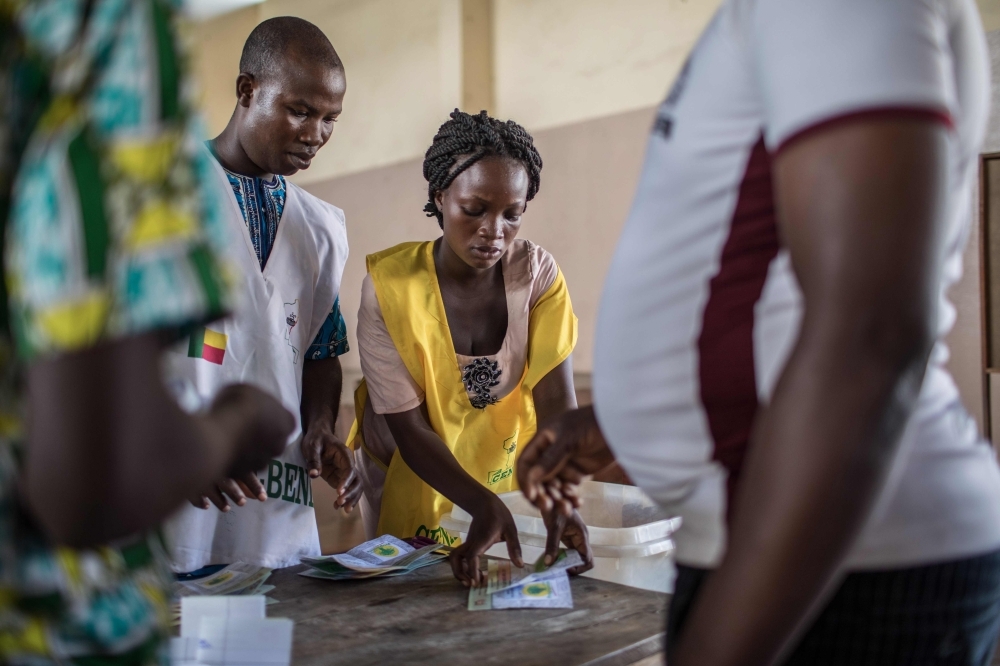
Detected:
left=527, top=242, right=560, bottom=310
left=6, top=0, right=236, bottom=361
left=752, top=0, right=958, bottom=152
left=357, top=274, right=424, bottom=414
left=306, top=297, right=350, bottom=360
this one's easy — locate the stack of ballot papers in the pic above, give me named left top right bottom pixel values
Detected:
left=171, top=596, right=293, bottom=666
left=172, top=563, right=275, bottom=626
left=298, top=535, right=448, bottom=581
left=467, top=550, right=583, bottom=611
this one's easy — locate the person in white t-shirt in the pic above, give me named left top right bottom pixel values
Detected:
left=517, top=1, right=1000, bottom=664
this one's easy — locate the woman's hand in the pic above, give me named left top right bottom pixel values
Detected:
left=517, top=406, right=616, bottom=516
left=543, top=508, right=594, bottom=575
left=449, top=494, right=523, bottom=587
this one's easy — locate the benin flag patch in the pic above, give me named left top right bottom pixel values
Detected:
left=188, top=327, right=227, bottom=365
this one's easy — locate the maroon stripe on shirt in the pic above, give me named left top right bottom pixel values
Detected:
left=697, top=137, right=780, bottom=518
left=776, top=106, right=953, bottom=155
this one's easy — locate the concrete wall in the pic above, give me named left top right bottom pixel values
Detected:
left=493, top=0, right=718, bottom=130
left=981, top=0, right=1000, bottom=32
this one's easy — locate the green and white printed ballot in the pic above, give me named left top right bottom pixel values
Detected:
left=299, top=535, right=446, bottom=580
left=468, top=550, right=582, bottom=611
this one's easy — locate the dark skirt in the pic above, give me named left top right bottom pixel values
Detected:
left=668, top=549, right=1000, bottom=666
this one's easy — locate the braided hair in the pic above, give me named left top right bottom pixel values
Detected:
left=422, top=109, right=542, bottom=228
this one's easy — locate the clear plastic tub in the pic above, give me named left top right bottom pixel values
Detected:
left=440, top=481, right=680, bottom=593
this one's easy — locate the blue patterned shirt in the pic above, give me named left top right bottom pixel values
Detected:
left=223, top=169, right=349, bottom=360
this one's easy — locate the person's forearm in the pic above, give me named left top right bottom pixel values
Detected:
left=533, top=356, right=577, bottom=426
left=301, top=356, right=343, bottom=435
left=25, top=333, right=239, bottom=547
left=385, top=410, right=495, bottom=515
left=671, top=321, right=932, bottom=666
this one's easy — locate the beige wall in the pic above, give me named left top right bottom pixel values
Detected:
left=494, top=0, right=720, bottom=131
left=190, top=0, right=720, bottom=185
left=189, top=4, right=260, bottom=135
left=980, top=0, right=1000, bottom=32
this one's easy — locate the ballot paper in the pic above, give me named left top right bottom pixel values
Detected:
left=176, top=563, right=273, bottom=597
left=491, top=570, right=574, bottom=610
left=467, top=549, right=582, bottom=611
left=299, top=535, right=448, bottom=581
left=173, top=563, right=275, bottom=627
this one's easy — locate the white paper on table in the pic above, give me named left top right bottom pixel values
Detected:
left=196, top=616, right=294, bottom=666
left=180, top=596, right=265, bottom=638
left=170, top=636, right=200, bottom=665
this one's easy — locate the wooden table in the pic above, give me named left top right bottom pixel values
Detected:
left=267, top=560, right=668, bottom=666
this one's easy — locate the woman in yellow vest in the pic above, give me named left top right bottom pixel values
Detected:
left=348, top=110, right=592, bottom=585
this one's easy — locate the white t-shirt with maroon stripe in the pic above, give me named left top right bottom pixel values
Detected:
left=593, top=0, right=1000, bottom=570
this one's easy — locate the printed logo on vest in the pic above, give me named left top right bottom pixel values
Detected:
left=259, top=459, right=313, bottom=506
left=487, top=431, right=518, bottom=486
left=415, top=525, right=457, bottom=546
left=283, top=299, right=300, bottom=364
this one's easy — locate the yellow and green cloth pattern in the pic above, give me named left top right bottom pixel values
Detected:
left=0, top=0, right=236, bottom=663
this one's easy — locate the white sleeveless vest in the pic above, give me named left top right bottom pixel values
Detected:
left=165, top=155, right=348, bottom=570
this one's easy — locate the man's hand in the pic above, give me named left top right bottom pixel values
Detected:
left=543, top=508, right=594, bottom=575
left=191, top=384, right=293, bottom=512
left=301, top=425, right=362, bottom=512
left=517, top=406, right=616, bottom=517
left=450, top=494, right=523, bottom=587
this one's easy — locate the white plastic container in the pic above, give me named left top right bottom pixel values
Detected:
left=439, top=481, right=680, bottom=593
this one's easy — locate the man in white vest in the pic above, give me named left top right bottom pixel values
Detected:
left=166, top=17, right=360, bottom=571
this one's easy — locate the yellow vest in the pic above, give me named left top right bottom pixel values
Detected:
left=347, top=241, right=577, bottom=544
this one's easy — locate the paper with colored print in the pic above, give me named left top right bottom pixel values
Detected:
left=491, top=570, right=573, bottom=610
left=176, top=563, right=273, bottom=597
left=299, top=536, right=449, bottom=581
left=484, top=549, right=584, bottom=595
left=467, top=550, right=582, bottom=610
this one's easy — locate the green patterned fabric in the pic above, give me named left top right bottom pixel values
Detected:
left=0, top=1, right=236, bottom=663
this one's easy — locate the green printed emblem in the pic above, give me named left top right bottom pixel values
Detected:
left=371, top=544, right=400, bottom=558
left=487, top=431, right=518, bottom=485
left=416, top=525, right=457, bottom=546
left=487, top=467, right=513, bottom=485
left=524, top=583, right=552, bottom=598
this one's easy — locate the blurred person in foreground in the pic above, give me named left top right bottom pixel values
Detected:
left=518, top=0, right=1000, bottom=664
left=0, top=1, right=292, bottom=663
left=165, top=16, right=360, bottom=573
